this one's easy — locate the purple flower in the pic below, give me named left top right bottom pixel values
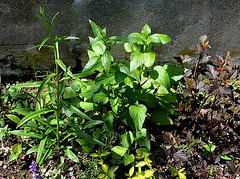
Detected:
left=29, top=160, right=42, bottom=179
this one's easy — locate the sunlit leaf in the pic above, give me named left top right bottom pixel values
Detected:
left=64, top=149, right=80, bottom=163
left=129, top=104, right=147, bottom=130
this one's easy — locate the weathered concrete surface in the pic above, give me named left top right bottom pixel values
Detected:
left=0, top=0, right=240, bottom=77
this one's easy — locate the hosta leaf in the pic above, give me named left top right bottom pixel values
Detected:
left=129, top=104, right=147, bottom=130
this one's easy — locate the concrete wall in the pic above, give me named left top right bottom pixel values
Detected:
left=1, top=0, right=240, bottom=76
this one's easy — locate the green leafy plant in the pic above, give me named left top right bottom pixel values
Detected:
left=125, top=157, right=155, bottom=179
left=168, top=165, right=187, bottom=179
left=7, top=8, right=103, bottom=165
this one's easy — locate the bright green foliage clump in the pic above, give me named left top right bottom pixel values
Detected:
left=1, top=7, right=186, bottom=178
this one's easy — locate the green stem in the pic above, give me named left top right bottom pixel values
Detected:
left=50, top=30, right=61, bottom=150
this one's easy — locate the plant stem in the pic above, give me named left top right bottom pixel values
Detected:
left=50, top=30, right=61, bottom=150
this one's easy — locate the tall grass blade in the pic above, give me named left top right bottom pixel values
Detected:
left=17, top=108, right=55, bottom=128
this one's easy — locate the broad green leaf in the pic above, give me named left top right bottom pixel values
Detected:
left=70, top=79, right=83, bottom=92
left=107, top=36, right=122, bottom=43
left=144, top=52, right=156, bottom=67
left=17, top=108, right=55, bottom=128
left=129, top=104, right=147, bottom=130
left=76, top=138, right=94, bottom=152
left=111, top=146, right=128, bottom=157
left=141, top=24, right=151, bottom=38
left=136, top=148, right=151, bottom=158
left=147, top=34, right=171, bottom=45
left=125, top=33, right=143, bottom=44
left=93, top=91, right=109, bottom=104
left=64, top=149, right=80, bottom=163
left=6, top=114, right=20, bottom=123
left=124, top=154, right=135, bottom=166
left=124, top=42, right=133, bottom=52
left=101, top=51, right=112, bottom=73
left=82, top=56, right=101, bottom=73
left=151, top=111, right=173, bottom=125
left=9, top=130, right=42, bottom=139
left=163, top=65, right=185, bottom=85
left=130, top=51, right=146, bottom=71
left=36, top=137, right=47, bottom=164
left=120, top=131, right=134, bottom=148
left=56, top=59, right=74, bottom=77
left=102, top=164, right=108, bottom=173
left=92, top=41, right=106, bottom=55
left=80, top=101, right=94, bottom=111
left=89, top=20, right=102, bottom=37
left=36, top=73, right=56, bottom=98
left=63, top=87, right=77, bottom=99
left=9, top=143, right=22, bottom=162
left=150, top=66, right=170, bottom=89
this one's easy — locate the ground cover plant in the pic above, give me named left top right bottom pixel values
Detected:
left=0, top=8, right=239, bottom=179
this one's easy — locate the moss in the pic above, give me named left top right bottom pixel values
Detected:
left=7, top=47, right=55, bottom=69
left=176, top=49, right=196, bottom=57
